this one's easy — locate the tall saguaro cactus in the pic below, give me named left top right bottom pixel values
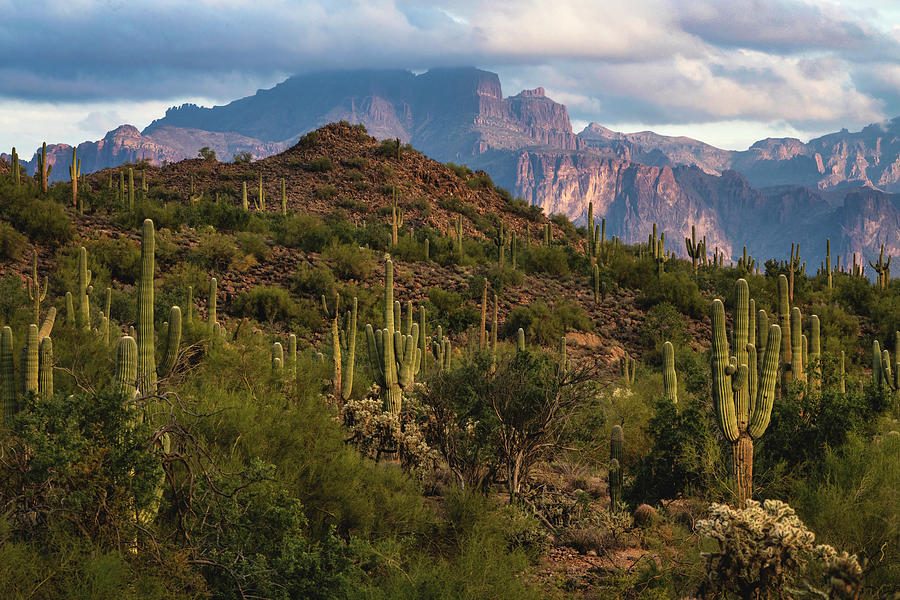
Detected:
left=323, top=294, right=357, bottom=401
left=36, top=142, right=49, bottom=193
left=365, top=259, right=421, bottom=414
left=26, top=249, right=47, bottom=326
left=663, top=341, right=678, bottom=403
left=710, top=279, right=782, bottom=505
left=70, top=146, right=81, bottom=209
left=869, top=244, right=892, bottom=290
left=778, top=274, right=792, bottom=387
left=685, top=225, right=705, bottom=275
left=76, top=246, right=92, bottom=330
left=136, top=219, right=182, bottom=394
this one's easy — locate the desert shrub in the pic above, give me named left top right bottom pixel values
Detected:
left=0, top=275, right=28, bottom=325
left=446, top=162, right=472, bottom=179
left=379, top=138, right=402, bottom=158
left=640, top=302, right=688, bottom=352
left=343, top=156, right=367, bottom=169
left=307, top=156, right=333, bottom=172
left=298, top=130, right=318, bottom=149
left=636, top=271, right=706, bottom=318
left=504, top=299, right=591, bottom=346
left=291, top=263, right=336, bottom=299
left=322, top=243, right=376, bottom=281
left=232, top=286, right=314, bottom=329
left=519, top=244, right=571, bottom=278
left=0, top=181, right=72, bottom=246
left=792, top=432, right=899, bottom=592
left=161, top=262, right=210, bottom=298
left=630, top=398, right=722, bottom=504
left=275, top=214, right=331, bottom=252
left=0, top=390, right=162, bottom=545
left=756, top=381, right=891, bottom=481
left=191, top=231, right=241, bottom=271
left=482, top=265, right=524, bottom=294
left=550, top=213, right=578, bottom=240
left=0, top=220, right=26, bottom=261
left=235, top=231, right=270, bottom=261
left=178, top=198, right=252, bottom=232
left=426, top=287, right=479, bottom=334
left=315, top=184, right=337, bottom=200
left=466, top=171, right=494, bottom=190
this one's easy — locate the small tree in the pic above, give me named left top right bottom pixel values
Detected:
left=198, top=146, right=217, bottom=161
left=232, top=151, right=253, bottom=164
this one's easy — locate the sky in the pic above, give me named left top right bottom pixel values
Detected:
left=2, top=0, right=899, bottom=154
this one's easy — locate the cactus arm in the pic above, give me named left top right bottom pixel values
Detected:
left=272, top=342, right=284, bottom=370
left=114, top=336, right=138, bottom=400
left=733, top=280, right=750, bottom=429
left=38, top=337, right=53, bottom=398
left=157, top=306, right=181, bottom=378
left=22, top=324, right=39, bottom=397
left=748, top=325, right=782, bottom=439
left=1, top=326, right=16, bottom=423
left=365, top=324, right=385, bottom=386
left=38, top=307, right=56, bottom=341
left=790, top=307, right=804, bottom=383
left=342, top=297, right=357, bottom=400
left=711, top=299, right=739, bottom=442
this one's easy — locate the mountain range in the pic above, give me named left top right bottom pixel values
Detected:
left=5, top=67, right=899, bottom=265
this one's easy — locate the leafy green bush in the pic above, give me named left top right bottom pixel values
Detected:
left=426, top=287, right=479, bottom=334
left=504, top=298, right=591, bottom=346
left=519, top=244, right=571, bottom=278
left=291, top=263, right=336, bottom=299
left=446, top=162, right=472, bottom=179
left=275, top=214, right=332, bottom=252
left=191, top=231, right=241, bottom=271
left=235, top=231, right=270, bottom=261
left=322, top=242, right=376, bottom=281
left=0, top=181, right=72, bottom=246
left=232, top=285, right=318, bottom=330
left=315, top=184, right=337, bottom=200
left=307, top=156, right=333, bottom=172
left=0, top=220, right=27, bottom=261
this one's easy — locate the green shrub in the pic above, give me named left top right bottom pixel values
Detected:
left=232, top=285, right=318, bottom=329
left=520, top=245, right=571, bottom=278
left=298, top=131, right=318, bottom=149
left=446, top=162, right=472, bottom=179
left=426, top=287, right=479, bottom=334
left=307, top=156, right=333, bottom=172
left=343, top=156, right=367, bottom=169
left=191, top=231, right=241, bottom=271
left=275, top=214, right=332, bottom=252
left=235, top=231, right=270, bottom=261
left=0, top=220, right=27, bottom=261
left=0, top=181, right=72, bottom=246
left=315, top=184, right=337, bottom=200
left=321, top=243, right=376, bottom=281
left=466, top=172, right=494, bottom=190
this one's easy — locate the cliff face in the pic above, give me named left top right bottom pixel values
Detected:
left=8, top=67, right=900, bottom=267
left=7, top=125, right=285, bottom=181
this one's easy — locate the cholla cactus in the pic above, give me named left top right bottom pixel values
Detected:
left=697, top=500, right=861, bottom=600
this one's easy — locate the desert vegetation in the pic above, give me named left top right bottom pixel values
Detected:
left=0, top=121, right=896, bottom=599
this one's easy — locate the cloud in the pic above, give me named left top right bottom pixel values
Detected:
left=0, top=0, right=898, bottom=151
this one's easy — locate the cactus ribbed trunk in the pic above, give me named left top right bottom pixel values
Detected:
left=137, top=219, right=156, bottom=394
left=731, top=433, right=753, bottom=506
left=1, top=327, right=16, bottom=423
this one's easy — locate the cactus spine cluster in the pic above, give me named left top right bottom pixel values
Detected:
left=663, top=341, right=677, bottom=403
left=365, top=259, right=421, bottom=414
left=136, top=219, right=182, bottom=394
left=869, top=244, right=892, bottom=290
left=710, top=279, right=781, bottom=505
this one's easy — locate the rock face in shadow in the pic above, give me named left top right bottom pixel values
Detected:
left=6, top=67, right=899, bottom=265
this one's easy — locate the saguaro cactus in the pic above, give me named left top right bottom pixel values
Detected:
left=136, top=219, right=182, bottom=394
left=620, top=355, right=636, bottom=388
left=710, top=279, right=781, bottom=505
left=365, top=259, right=421, bottom=414
left=10, top=147, right=20, bottom=185
left=869, top=244, right=892, bottom=290
left=608, top=458, right=622, bottom=510
left=1, top=327, right=16, bottom=423
left=36, top=142, right=49, bottom=193
left=663, top=341, right=678, bottom=403
left=114, top=336, right=138, bottom=399
left=76, top=246, right=92, bottom=330
left=26, top=249, right=47, bottom=326
left=70, top=146, right=81, bottom=209
left=685, top=225, right=705, bottom=275
left=826, top=239, right=833, bottom=291
left=610, top=425, right=623, bottom=464
left=323, top=294, right=357, bottom=401
left=778, top=274, right=792, bottom=387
